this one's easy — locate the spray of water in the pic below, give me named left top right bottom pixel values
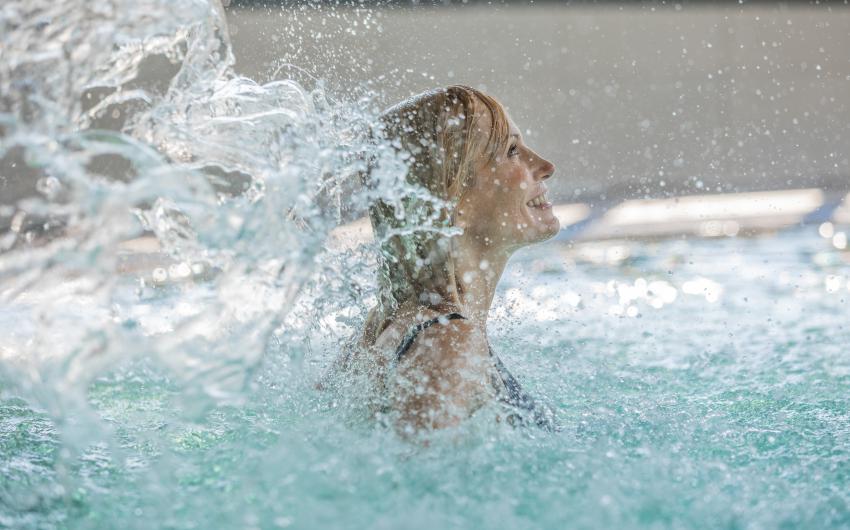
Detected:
left=0, top=0, right=456, bottom=450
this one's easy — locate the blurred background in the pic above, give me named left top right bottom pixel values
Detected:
left=2, top=1, right=848, bottom=238
left=225, top=1, right=849, bottom=207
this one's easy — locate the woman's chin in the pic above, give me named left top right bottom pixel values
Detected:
left=518, top=213, right=560, bottom=245
left=532, top=209, right=560, bottom=239
left=538, top=219, right=560, bottom=242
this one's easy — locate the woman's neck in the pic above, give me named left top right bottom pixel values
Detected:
left=452, top=233, right=512, bottom=328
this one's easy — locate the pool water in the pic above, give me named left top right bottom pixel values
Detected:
left=2, top=0, right=849, bottom=526
left=2, top=226, right=849, bottom=530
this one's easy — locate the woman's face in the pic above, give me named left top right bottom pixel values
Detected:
left=455, top=110, right=558, bottom=252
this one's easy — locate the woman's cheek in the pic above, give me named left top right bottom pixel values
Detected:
left=503, top=166, right=527, bottom=189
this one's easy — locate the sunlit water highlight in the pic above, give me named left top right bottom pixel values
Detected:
left=2, top=1, right=849, bottom=528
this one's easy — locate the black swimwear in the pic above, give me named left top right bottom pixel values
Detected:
left=392, top=313, right=556, bottom=432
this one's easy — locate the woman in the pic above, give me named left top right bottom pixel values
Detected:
left=338, top=85, right=558, bottom=435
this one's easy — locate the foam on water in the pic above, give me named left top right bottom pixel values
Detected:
left=2, top=1, right=850, bottom=529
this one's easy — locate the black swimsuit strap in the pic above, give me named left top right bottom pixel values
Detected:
left=390, top=312, right=556, bottom=432
left=393, top=312, right=466, bottom=361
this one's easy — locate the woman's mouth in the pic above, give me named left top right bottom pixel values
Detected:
left=526, top=191, right=552, bottom=210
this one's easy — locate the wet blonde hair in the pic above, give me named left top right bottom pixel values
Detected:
left=362, top=85, right=510, bottom=344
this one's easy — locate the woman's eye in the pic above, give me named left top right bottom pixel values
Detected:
left=508, top=144, right=518, bottom=157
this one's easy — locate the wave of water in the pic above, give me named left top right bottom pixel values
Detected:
left=0, top=0, right=407, bottom=437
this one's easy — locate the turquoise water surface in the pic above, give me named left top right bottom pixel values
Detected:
left=2, top=226, right=848, bottom=530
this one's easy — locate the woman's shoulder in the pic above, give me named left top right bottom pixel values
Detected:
left=394, top=315, right=488, bottom=372
left=378, top=306, right=481, bottom=355
left=386, top=309, right=492, bottom=433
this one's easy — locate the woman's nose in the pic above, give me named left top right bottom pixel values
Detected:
left=537, top=156, right=555, bottom=181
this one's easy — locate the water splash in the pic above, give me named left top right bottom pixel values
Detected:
left=0, top=3, right=459, bottom=521
left=0, top=0, right=395, bottom=430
